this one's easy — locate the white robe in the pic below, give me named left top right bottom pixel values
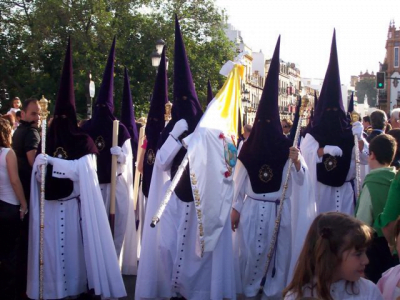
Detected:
left=232, top=157, right=315, bottom=300
left=135, top=143, right=172, bottom=300
left=134, top=185, right=144, bottom=259
left=27, top=154, right=126, bottom=299
left=99, top=139, right=138, bottom=275
left=135, top=135, right=236, bottom=300
left=300, top=133, right=368, bottom=215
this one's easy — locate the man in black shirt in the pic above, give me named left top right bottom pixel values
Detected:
left=12, top=98, right=40, bottom=298
left=12, top=98, right=41, bottom=201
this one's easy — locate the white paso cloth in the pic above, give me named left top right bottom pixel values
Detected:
left=185, top=127, right=236, bottom=255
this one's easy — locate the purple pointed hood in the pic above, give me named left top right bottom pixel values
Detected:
left=314, top=90, right=318, bottom=110
left=172, top=14, right=203, bottom=126
left=52, top=38, right=77, bottom=125
left=289, top=95, right=302, bottom=141
left=158, top=14, right=203, bottom=147
left=238, top=36, right=292, bottom=194
left=311, top=30, right=350, bottom=134
left=146, top=46, right=168, bottom=141
left=142, top=46, right=169, bottom=197
left=44, top=37, right=98, bottom=200
left=157, top=14, right=204, bottom=203
left=309, top=30, right=354, bottom=188
left=207, top=79, right=214, bottom=105
left=121, top=67, right=139, bottom=159
left=95, top=36, right=116, bottom=115
left=81, top=37, right=130, bottom=184
left=348, top=92, right=354, bottom=113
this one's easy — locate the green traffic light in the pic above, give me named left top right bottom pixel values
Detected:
left=379, top=83, right=383, bottom=87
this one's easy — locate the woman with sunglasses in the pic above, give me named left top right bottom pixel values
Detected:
left=281, top=118, right=293, bottom=137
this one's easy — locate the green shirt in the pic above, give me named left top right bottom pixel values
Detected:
left=375, top=171, right=400, bottom=229
left=355, top=167, right=396, bottom=237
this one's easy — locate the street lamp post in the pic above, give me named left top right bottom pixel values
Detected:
left=86, top=71, right=95, bottom=119
left=151, top=51, right=161, bottom=68
left=151, top=39, right=169, bottom=70
left=155, top=39, right=165, bottom=55
left=242, top=87, right=250, bottom=125
left=150, top=39, right=168, bottom=102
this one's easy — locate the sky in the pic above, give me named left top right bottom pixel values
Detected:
left=215, top=0, right=400, bottom=85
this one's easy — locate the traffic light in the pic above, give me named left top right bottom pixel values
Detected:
left=376, top=72, right=385, bottom=89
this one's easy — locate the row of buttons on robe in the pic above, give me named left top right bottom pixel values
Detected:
left=54, top=171, right=66, bottom=176
left=335, top=189, right=340, bottom=212
left=250, top=203, right=267, bottom=286
left=60, top=202, right=67, bottom=292
left=173, top=204, right=190, bottom=291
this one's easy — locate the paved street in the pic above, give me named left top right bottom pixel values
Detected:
left=122, top=276, right=136, bottom=300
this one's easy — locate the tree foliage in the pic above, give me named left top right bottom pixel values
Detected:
left=355, top=78, right=377, bottom=107
left=0, top=0, right=235, bottom=118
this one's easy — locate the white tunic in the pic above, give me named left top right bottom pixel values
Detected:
left=135, top=185, right=146, bottom=259
left=135, top=137, right=178, bottom=300
left=300, top=133, right=368, bottom=215
left=135, top=135, right=236, bottom=300
left=284, top=278, right=383, bottom=299
left=99, top=139, right=138, bottom=275
left=232, top=157, right=315, bottom=300
left=27, top=154, right=126, bottom=299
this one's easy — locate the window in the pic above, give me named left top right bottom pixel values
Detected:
left=395, top=47, right=399, bottom=68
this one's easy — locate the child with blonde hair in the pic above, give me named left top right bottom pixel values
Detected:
left=283, top=212, right=383, bottom=300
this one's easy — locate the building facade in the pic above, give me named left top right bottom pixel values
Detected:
left=224, top=23, right=264, bottom=126
left=225, top=23, right=304, bottom=125
left=265, top=59, right=301, bottom=120
left=379, top=21, right=400, bottom=113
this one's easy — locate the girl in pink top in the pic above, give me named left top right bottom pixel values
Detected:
left=377, top=217, right=400, bottom=300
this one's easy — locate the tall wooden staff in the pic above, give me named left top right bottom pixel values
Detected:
left=38, top=95, right=49, bottom=300
left=109, top=120, right=119, bottom=236
left=350, top=111, right=362, bottom=199
left=259, top=95, right=309, bottom=292
left=132, top=117, right=146, bottom=210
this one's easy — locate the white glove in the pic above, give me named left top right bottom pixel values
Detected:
left=35, top=154, right=55, bottom=181
left=110, top=146, right=122, bottom=156
left=36, top=154, right=54, bottom=166
left=323, top=145, right=343, bottom=157
left=352, top=121, right=363, bottom=140
left=170, top=119, right=188, bottom=140
left=110, top=146, right=126, bottom=164
left=36, top=153, right=48, bottom=167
